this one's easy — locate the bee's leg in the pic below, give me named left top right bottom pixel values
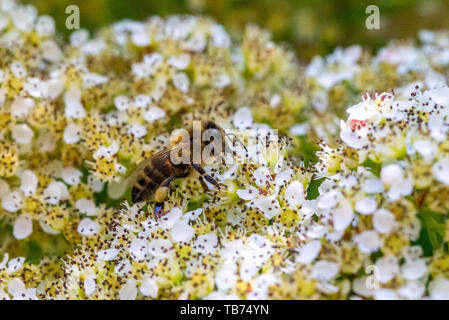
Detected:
left=154, top=177, right=174, bottom=218
left=191, top=164, right=221, bottom=188
left=199, top=176, right=211, bottom=192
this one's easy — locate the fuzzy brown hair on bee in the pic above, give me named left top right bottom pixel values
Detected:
left=127, top=120, right=246, bottom=218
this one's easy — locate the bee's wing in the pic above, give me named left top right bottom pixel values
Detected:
left=125, top=149, right=171, bottom=188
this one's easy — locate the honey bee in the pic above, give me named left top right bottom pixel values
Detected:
left=128, top=120, right=246, bottom=217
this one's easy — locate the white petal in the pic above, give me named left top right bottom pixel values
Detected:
left=11, top=124, right=34, bottom=145
left=2, top=190, right=23, bottom=212
left=355, top=197, right=377, bottom=215
left=139, top=278, right=158, bottom=298
left=171, top=220, right=194, bottom=243
left=10, top=97, right=35, bottom=119
left=311, top=261, right=339, bottom=281
left=284, top=180, right=305, bottom=208
left=354, top=230, right=382, bottom=253
left=129, top=238, right=150, bottom=261
left=373, top=209, right=396, bottom=234
left=296, top=240, right=321, bottom=264
left=75, top=199, right=98, bottom=216
left=43, top=181, right=61, bottom=204
left=64, top=85, right=85, bottom=119
left=84, top=275, right=96, bottom=296
left=144, top=106, right=166, bottom=122
left=77, top=218, right=100, bottom=236
left=97, top=249, right=119, bottom=261
left=148, top=239, right=173, bottom=258
left=401, top=259, right=427, bottom=281
left=381, top=164, right=403, bottom=186
left=114, top=95, right=131, bottom=111
left=253, top=166, right=272, bottom=187
left=7, top=257, right=25, bottom=273
left=168, top=54, right=190, bottom=70
left=194, top=232, right=218, bottom=255
left=20, top=170, right=38, bottom=196
left=433, top=159, right=449, bottom=185
left=13, top=214, right=33, bottom=240
left=119, top=281, right=137, bottom=300
left=61, top=167, right=82, bottom=186
left=160, top=207, right=182, bottom=229
left=236, top=186, right=258, bottom=200
left=429, top=277, right=449, bottom=300
left=63, top=123, right=82, bottom=144
left=233, top=107, right=253, bottom=129
left=172, top=72, right=189, bottom=92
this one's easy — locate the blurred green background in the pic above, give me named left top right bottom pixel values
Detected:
left=25, top=0, right=449, bottom=61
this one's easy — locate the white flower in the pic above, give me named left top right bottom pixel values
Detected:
left=237, top=186, right=258, bottom=200
left=119, top=281, right=137, bottom=300
left=13, top=214, right=33, bottom=240
left=140, top=278, right=158, bottom=298
left=433, top=159, right=449, bottom=185
left=11, top=4, right=37, bottom=32
left=355, top=197, right=377, bottom=215
left=7, top=257, right=25, bottom=273
left=429, top=277, right=449, bottom=300
left=77, top=218, right=100, bottom=236
left=24, top=77, right=44, bottom=97
left=339, top=120, right=368, bottom=149
left=194, top=232, right=218, bottom=255
left=114, top=95, right=131, bottom=111
left=381, top=164, right=403, bottom=186
left=20, top=170, right=38, bottom=196
left=168, top=54, right=190, bottom=70
left=171, top=220, right=194, bottom=243
left=233, top=107, right=253, bottom=130
left=2, top=190, right=23, bottom=212
left=354, top=230, right=383, bottom=253
left=8, top=278, right=37, bottom=300
left=75, top=199, right=98, bottom=216
left=97, top=249, right=119, bottom=261
left=84, top=275, right=96, bottom=296
left=284, top=180, right=305, bottom=208
left=10, top=97, right=35, bottom=119
left=148, top=239, right=173, bottom=258
left=129, top=238, right=150, bottom=261
left=172, top=72, right=189, bottom=92
left=63, top=123, right=82, bottom=144
left=373, top=209, right=396, bottom=234
left=401, top=259, right=427, bottom=281
left=64, top=85, right=85, bottom=119
left=311, top=260, right=339, bottom=281
left=296, top=240, right=321, bottom=264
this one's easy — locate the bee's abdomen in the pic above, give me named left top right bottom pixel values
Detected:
left=132, top=164, right=168, bottom=203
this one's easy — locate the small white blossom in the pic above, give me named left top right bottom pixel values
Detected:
left=77, top=218, right=100, bottom=236
left=75, top=199, right=98, bottom=216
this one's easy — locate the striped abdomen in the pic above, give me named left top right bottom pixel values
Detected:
left=131, top=152, right=189, bottom=203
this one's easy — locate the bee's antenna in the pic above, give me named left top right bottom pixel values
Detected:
left=226, top=133, right=248, bottom=153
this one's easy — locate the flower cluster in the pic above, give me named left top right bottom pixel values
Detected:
left=0, top=0, right=449, bottom=300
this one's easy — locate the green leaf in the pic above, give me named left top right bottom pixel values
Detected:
left=361, top=158, right=381, bottom=177
left=415, top=208, right=447, bottom=256
left=306, top=176, right=325, bottom=200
